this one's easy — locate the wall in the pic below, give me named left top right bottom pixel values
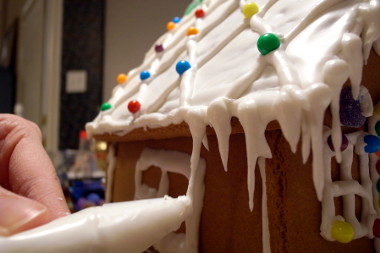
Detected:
left=0, top=0, right=27, bottom=114
left=0, top=0, right=4, bottom=44
left=0, top=0, right=27, bottom=46
left=59, top=0, right=104, bottom=149
left=103, top=0, right=191, bottom=100
left=1, top=0, right=27, bottom=28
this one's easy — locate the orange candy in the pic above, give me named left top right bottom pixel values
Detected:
left=187, top=27, right=199, bottom=36
left=167, top=21, right=176, bottom=31
left=117, top=73, right=127, bottom=84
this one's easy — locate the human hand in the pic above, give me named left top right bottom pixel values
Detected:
left=0, top=114, right=70, bottom=236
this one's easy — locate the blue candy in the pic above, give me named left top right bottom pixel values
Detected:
left=364, top=135, right=380, bottom=153
left=140, top=71, right=151, bottom=81
left=173, top=17, right=181, bottom=23
left=176, top=60, right=191, bottom=75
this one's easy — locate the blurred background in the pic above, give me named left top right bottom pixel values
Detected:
left=0, top=0, right=191, bottom=210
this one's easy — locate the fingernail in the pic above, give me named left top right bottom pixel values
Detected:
left=0, top=198, right=48, bottom=235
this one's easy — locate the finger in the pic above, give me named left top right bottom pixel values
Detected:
left=0, top=186, right=49, bottom=236
left=0, top=114, right=70, bottom=220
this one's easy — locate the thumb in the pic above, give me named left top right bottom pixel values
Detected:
left=0, top=187, right=49, bottom=236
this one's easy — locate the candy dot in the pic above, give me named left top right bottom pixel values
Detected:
left=375, top=104, right=380, bottom=117
left=128, top=100, right=141, bottom=114
left=195, top=9, right=205, bottom=18
left=327, top=134, right=349, bottom=152
left=376, top=160, right=380, bottom=174
left=377, top=179, right=380, bottom=193
left=140, top=71, right=151, bottom=81
left=373, top=219, right=380, bottom=237
left=176, top=60, right=191, bottom=75
left=376, top=149, right=380, bottom=158
left=155, top=44, right=164, bottom=53
left=331, top=220, right=355, bottom=243
left=116, top=73, right=127, bottom=84
left=187, top=27, right=199, bottom=36
left=173, top=17, right=181, bottom=23
left=375, top=121, right=380, bottom=137
left=100, top=102, right=112, bottom=111
left=167, top=21, right=176, bottom=31
left=257, top=33, right=281, bottom=55
left=242, top=2, right=259, bottom=19
left=364, top=134, right=380, bottom=153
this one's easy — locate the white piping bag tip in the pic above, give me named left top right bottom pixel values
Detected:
left=1, top=196, right=192, bottom=253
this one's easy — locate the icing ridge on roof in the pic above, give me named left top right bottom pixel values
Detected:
left=87, top=0, right=380, bottom=136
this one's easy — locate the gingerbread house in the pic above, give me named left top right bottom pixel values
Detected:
left=86, top=0, right=380, bottom=252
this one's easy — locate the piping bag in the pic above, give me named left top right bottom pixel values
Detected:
left=0, top=196, right=191, bottom=253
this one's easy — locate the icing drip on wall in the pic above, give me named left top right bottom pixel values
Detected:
left=258, top=157, right=271, bottom=253
left=135, top=148, right=206, bottom=253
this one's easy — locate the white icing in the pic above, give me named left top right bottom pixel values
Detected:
left=368, top=105, right=380, bottom=252
left=85, top=0, right=380, bottom=252
left=0, top=196, right=191, bottom=253
left=259, top=157, right=271, bottom=253
left=320, top=129, right=377, bottom=241
left=135, top=148, right=206, bottom=253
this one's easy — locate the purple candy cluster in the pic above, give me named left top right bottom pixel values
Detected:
left=339, top=86, right=366, bottom=128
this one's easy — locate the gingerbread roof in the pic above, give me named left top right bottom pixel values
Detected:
left=87, top=0, right=379, bottom=136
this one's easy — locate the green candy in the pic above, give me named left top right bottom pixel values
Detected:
left=375, top=121, right=380, bottom=137
left=257, top=33, right=281, bottom=55
left=100, top=102, right=112, bottom=111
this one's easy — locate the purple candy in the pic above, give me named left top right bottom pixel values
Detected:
left=339, top=86, right=366, bottom=128
left=327, top=134, right=349, bottom=152
left=154, top=44, right=164, bottom=53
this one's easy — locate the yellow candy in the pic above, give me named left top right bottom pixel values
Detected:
left=242, top=2, right=259, bottom=19
left=331, top=220, right=355, bottom=243
left=117, top=73, right=127, bottom=84
left=375, top=104, right=380, bottom=116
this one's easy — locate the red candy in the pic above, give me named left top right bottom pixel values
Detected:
left=373, top=219, right=380, bottom=237
left=128, top=100, right=141, bottom=114
left=376, top=160, right=380, bottom=175
left=195, top=9, right=205, bottom=18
